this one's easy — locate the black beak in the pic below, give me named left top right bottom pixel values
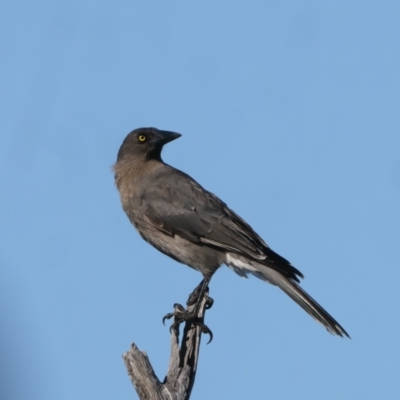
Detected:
left=157, top=130, right=182, bottom=145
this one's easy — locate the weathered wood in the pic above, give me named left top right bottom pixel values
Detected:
left=123, top=289, right=210, bottom=400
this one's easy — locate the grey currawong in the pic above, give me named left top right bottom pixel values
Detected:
left=114, top=127, right=349, bottom=338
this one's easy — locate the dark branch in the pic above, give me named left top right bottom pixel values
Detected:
left=122, top=288, right=210, bottom=400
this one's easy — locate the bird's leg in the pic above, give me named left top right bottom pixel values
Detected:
left=162, top=276, right=213, bottom=343
left=187, top=277, right=214, bottom=309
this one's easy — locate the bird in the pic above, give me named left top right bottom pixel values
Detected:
left=114, top=127, right=349, bottom=338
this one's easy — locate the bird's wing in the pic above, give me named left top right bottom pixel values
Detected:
left=142, top=172, right=218, bottom=242
left=142, top=168, right=303, bottom=281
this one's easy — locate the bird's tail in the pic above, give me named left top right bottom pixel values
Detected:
left=252, top=265, right=349, bottom=337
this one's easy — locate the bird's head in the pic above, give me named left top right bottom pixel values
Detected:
left=116, top=127, right=181, bottom=164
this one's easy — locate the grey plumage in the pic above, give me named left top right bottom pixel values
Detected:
left=114, top=127, right=349, bottom=338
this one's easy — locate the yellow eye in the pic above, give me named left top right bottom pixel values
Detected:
left=138, top=135, right=146, bottom=143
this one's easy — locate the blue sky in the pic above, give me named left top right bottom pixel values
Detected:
left=1, top=1, right=400, bottom=399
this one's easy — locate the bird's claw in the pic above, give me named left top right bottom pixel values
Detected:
left=162, top=303, right=213, bottom=343
left=162, top=303, right=186, bottom=325
left=196, top=321, right=213, bottom=344
left=205, top=296, right=214, bottom=309
left=162, top=312, right=174, bottom=326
